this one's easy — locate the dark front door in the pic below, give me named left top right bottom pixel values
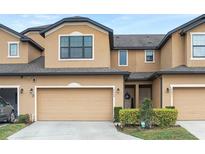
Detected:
left=139, top=85, right=152, bottom=104
left=124, top=85, right=136, bottom=108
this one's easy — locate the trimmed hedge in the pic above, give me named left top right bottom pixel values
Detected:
left=165, top=106, right=175, bottom=109
left=119, top=109, right=140, bottom=126
left=153, top=109, right=178, bottom=127
left=114, top=107, right=122, bottom=122
left=119, top=108, right=178, bottom=128
left=17, top=114, right=30, bottom=124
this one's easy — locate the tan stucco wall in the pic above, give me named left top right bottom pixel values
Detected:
left=25, top=32, right=45, bottom=48
left=44, top=24, right=110, bottom=68
left=186, top=23, right=205, bottom=67
left=162, top=74, right=205, bottom=107
left=152, top=77, right=161, bottom=108
left=0, top=75, right=123, bottom=120
left=28, top=44, right=42, bottom=62
left=111, top=50, right=160, bottom=72
left=171, top=32, right=185, bottom=67
left=0, top=28, right=29, bottom=64
left=160, top=37, right=172, bottom=69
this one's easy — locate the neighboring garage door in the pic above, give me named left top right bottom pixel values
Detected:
left=37, top=88, right=113, bottom=121
left=174, top=87, right=205, bottom=120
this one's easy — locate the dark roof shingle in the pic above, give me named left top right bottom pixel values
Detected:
left=127, top=72, right=154, bottom=80
left=159, top=65, right=205, bottom=74
left=0, top=56, right=129, bottom=76
left=113, top=34, right=165, bottom=49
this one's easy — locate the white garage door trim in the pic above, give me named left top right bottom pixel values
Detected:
left=34, top=85, right=115, bottom=121
left=170, top=84, right=205, bottom=106
left=0, top=85, right=20, bottom=116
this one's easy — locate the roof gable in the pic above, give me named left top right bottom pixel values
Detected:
left=158, top=14, right=205, bottom=48
left=39, top=16, right=114, bottom=48
left=0, top=23, right=44, bottom=52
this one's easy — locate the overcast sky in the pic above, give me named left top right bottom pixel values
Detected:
left=0, top=14, right=200, bottom=34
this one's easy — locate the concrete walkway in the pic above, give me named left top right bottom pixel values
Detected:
left=177, top=121, right=205, bottom=140
left=8, top=121, right=139, bottom=140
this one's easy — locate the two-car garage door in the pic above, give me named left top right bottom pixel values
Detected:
left=37, top=88, right=113, bottom=121
left=174, top=87, right=205, bottom=120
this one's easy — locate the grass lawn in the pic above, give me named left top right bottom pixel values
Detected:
left=0, top=123, right=26, bottom=140
left=121, top=126, right=198, bottom=140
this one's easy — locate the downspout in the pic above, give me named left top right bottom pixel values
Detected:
left=160, top=76, right=163, bottom=108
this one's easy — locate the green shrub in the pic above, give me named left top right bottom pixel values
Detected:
left=17, top=114, right=30, bottom=124
left=153, top=109, right=178, bottom=128
left=114, top=107, right=122, bottom=122
left=119, top=109, right=139, bottom=126
left=139, top=98, right=154, bottom=128
left=119, top=108, right=178, bottom=128
left=165, top=106, right=175, bottom=109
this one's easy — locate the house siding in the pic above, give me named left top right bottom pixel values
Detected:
left=0, top=75, right=123, bottom=120
left=44, top=24, right=111, bottom=68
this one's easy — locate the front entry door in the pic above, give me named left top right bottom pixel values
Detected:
left=124, top=85, right=135, bottom=108
left=139, top=85, right=152, bottom=104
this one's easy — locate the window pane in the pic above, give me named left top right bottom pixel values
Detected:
left=146, top=50, right=154, bottom=61
left=193, top=34, right=205, bottom=45
left=84, top=47, right=92, bottom=58
left=60, top=36, right=69, bottom=47
left=70, top=48, right=83, bottom=58
left=84, top=36, right=92, bottom=46
left=10, top=44, right=17, bottom=56
left=60, top=48, right=69, bottom=59
left=193, top=47, right=205, bottom=57
left=70, top=36, right=83, bottom=47
left=119, top=50, right=127, bottom=65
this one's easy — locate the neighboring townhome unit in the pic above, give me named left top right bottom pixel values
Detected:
left=1, top=14, right=205, bottom=121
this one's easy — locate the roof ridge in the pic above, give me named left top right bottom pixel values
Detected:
left=114, top=34, right=165, bottom=36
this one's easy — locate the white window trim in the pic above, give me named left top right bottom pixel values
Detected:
left=58, top=33, right=94, bottom=61
left=118, top=50, right=128, bottom=66
left=8, top=41, right=20, bottom=58
left=190, top=32, right=205, bottom=60
left=145, top=50, right=155, bottom=63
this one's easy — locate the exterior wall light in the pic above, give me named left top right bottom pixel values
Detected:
left=116, top=88, right=120, bottom=93
left=32, top=76, right=37, bottom=82
left=166, top=87, right=170, bottom=93
left=30, top=88, right=34, bottom=97
left=20, top=88, right=24, bottom=94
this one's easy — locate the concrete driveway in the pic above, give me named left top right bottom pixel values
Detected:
left=8, top=121, right=138, bottom=140
left=177, top=121, right=205, bottom=140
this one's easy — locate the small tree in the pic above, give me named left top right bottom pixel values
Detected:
left=139, top=98, right=154, bottom=129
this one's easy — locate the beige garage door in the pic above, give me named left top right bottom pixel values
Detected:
left=174, top=87, right=205, bottom=120
left=37, top=88, right=113, bottom=121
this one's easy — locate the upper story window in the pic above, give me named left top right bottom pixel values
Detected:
left=145, top=50, right=155, bottom=63
left=118, top=50, right=128, bottom=66
left=192, top=34, right=205, bottom=59
left=59, top=35, right=93, bottom=60
left=8, top=42, right=19, bottom=58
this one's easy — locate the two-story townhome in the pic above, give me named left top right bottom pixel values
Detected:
left=1, top=14, right=205, bottom=121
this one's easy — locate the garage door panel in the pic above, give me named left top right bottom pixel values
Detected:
left=174, top=87, right=205, bottom=120
left=37, top=88, right=113, bottom=121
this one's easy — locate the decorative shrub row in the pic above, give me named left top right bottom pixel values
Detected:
left=119, top=108, right=178, bottom=128
left=119, top=109, right=140, bottom=125
left=16, top=114, right=31, bottom=124
left=153, top=109, right=178, bottom=127
left=114, top=107, right=122, bottom=122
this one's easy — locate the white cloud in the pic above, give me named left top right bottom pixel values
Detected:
left=32, top=14, right=61, bottom=20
